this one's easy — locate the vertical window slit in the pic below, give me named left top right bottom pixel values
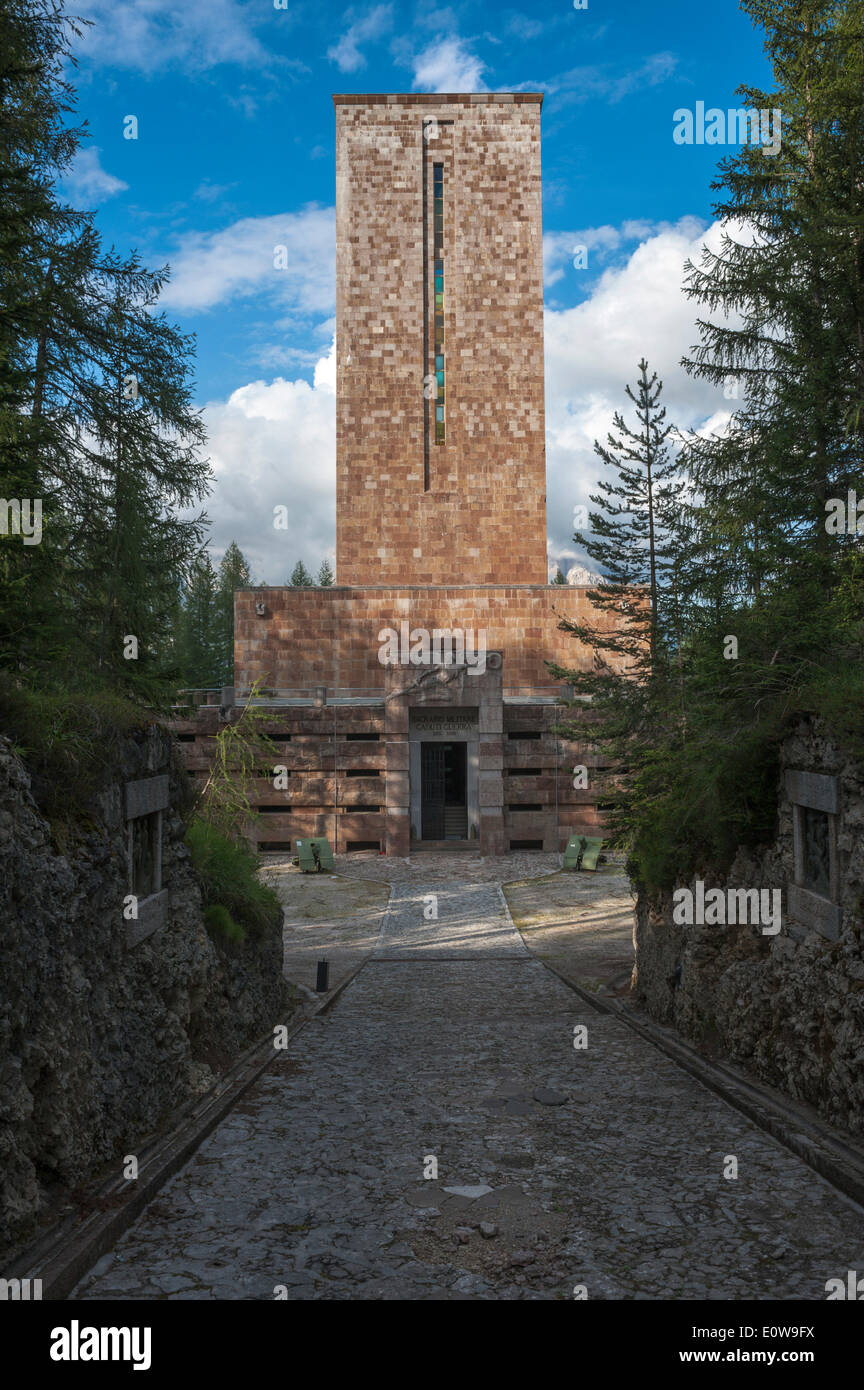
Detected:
left=433, top=163, right=445, bottom=445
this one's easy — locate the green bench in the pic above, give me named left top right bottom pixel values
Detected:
left=562, top=834, right=605, bottom=871
left=292, top=837, right=335, bottom=873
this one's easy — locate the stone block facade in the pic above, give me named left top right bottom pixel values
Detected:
left=174, top=687, right=606, bottom=856
left=335, top=94, right=546, bottom=587
left=234, top=583, right=622, bottom=694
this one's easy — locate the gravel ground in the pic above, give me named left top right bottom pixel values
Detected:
left=261, top=859, right=390, bottom=996
left=73, top=874, right=863, bottom=1301
left=503, top=868, right=636, bottom=993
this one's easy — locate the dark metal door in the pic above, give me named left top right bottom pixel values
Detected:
left=421, top=742, right=446, bottom=839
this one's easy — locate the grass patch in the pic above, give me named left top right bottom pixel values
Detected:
left=185, top=816, right=281, bottom=944
left=203, top=904, right=246, bottom=945
left=0, top=674, right=152, bottom=821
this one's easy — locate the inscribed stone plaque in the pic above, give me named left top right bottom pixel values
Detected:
left=410, top=711, right=478, bottom=736
left=125, top=889, right=170, bottom=949
left=787, top=884, right=842, bottom=942
left=126, top=775, right=170, bottom=820
left=785, top=770, right=839, bottom=815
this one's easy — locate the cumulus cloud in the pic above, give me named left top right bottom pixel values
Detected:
left=61, top=147, right=128, bottom=204
left=411, top=36, right=487, bottom=92
left=327, top=5, right=393, bottom=73
left=159, top=207, right=335, bottom=315
left=543, top=216, right=706, bottom=286
left=200, top=342, right=336, bottom=583
left=544, top=218, right=730, bottom=573
left=72, top=0, right=272, bottom=72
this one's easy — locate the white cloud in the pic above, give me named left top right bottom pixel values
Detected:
left=201, top=342, right=337, bottom=584
left=543, top=216, right=706, bottom=286
left=62, top=147, right=128, bottom=204
left=327, top=5, right=393, bottom=73
left=544, top=52, right=678, bottom=108
left=193, top=180, right=237, bottom=203
left=72, top=0, right=270, bottom=71
left=544, top=218, right=730, bottom=571
left=159, top=207, right=335, bottom=315
left=412, top=36, right=487, bottom=92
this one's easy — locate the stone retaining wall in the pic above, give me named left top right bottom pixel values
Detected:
left=633, top=718, right=864, bottom=1135
left=0, top=727, right=288, bottom=1252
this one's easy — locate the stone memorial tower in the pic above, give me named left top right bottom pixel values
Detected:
left=179, top=94, right=625, bottom=856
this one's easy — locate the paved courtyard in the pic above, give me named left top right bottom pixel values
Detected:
left=73, top=875, right=863, bottom=1300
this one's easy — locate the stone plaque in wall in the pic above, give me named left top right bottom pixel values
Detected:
left=410, top=711, right=478, bottom=737
left=125, top=888, right=170, bottom=949
left=786, top=768, right=842, bottom=940
left=788, top=884, right=842, bottom=942
left=126, top=775, right=170, bottom=820
left=785, top=770, right=840, bottom=815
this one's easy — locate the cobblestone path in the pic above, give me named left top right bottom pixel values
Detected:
left=74, top=879, right=863, bottom=1300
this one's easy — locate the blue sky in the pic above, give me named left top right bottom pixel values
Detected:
left=62, top=0, right=774, bottom=583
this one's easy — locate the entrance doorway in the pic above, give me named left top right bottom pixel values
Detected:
left=420, top=741, right=468, bottom=840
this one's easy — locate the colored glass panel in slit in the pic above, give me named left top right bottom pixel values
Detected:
left=432, top=163, right=444, bottom=445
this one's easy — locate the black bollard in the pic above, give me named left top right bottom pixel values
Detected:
left=316, top=959, right=330, bottom=993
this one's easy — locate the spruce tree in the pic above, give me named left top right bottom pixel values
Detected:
left=290, top=560, right=313, bottom=586
left=681, top=0, right=864, bottom=633
left=75, top=271, right=210, bottom=696
left=553, top=359, right=679, bottom=684
left=551, top=0, right=864, bottom=892
left=317, top=558, right=334, bottom=586
left=176, top=553, right=221, bottom=687
left=215, top=541, right=252, bottom=683
left=0, top=0, right=211, bottom=698
left=0, top=0, right=90, bottom=669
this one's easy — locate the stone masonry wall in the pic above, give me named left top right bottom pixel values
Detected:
left=632, top=718, right=864, bottom=1135
left=334, top=94, right=547, bottom=587
left=175, top=697, right=607, bottom=856
left=0, top=728, right=288, bottom=1252
left=235, top=584, right=623, bottom=693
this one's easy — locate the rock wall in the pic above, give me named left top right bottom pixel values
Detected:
left=633, top=718, right=864, bottom=1135
left=0, top=727, right=288, bottom=1251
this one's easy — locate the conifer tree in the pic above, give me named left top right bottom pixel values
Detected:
left=0, top=0, right=90, bottom=667
left=290, top=560, right=313, bottom=586
left=553, top=359, right=680, bottom=685
left=176, top=553, right=221, bottom=687
left=0, top=0, right=211, bottom=698
left=317, top=558, right=334, bottom=586
left=549, top=1, right=864, bottom=892
left=215, top=541, right=252, bottom=683
left=681, top=0, right=864, bottom=629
